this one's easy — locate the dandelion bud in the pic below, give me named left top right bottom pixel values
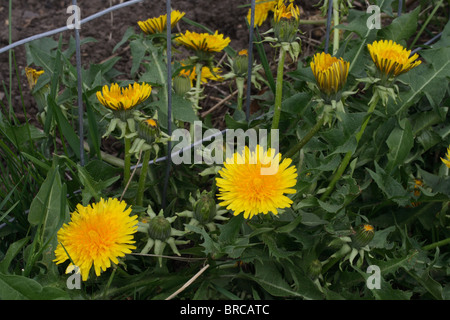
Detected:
left=96, top=82, right=152, bottom=121
left=272, top=0, right=300, bottom=43
left=307, top=259, right=322, bottom=279
left=173, top=74, right=192, bottom=96
left=351, top=224, right=375, bottom=249
left=25, top=67, right=44, bottom=90
left=232, top=49, right=250, bottom=78
left=311, top=52, right=350, bottom=103
left=148, top=215, right=172, bottom=241
left=193, top=192, right=217, bottom=224
left=138, top=118, right=160, bottom=145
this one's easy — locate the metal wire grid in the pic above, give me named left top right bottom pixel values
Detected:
left=0, top=0, right=444, bottom=213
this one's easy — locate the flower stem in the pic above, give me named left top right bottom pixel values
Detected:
left=102, top=267, right=117, bottom=299
left=193, top=62, right=203, bottom=114
left=123, top=137, right=131, bottom=186
left=321, top=256, right=340, bottom=274
left=409, top=0, right=444, bottom=50
left=271, top=47, right=287, bottom=132
left=320, top=94, right=380, bottom=201
left=332, top=0, right=340, bottom=55
left=136, top=149, right=151, bottom=206
left=148, top=165, right=163, bottom=205
left=284, top=114, right=325, bottom=159
left=422, top=237, right=450, bottom=251
left=235, top=77, right=245, bottom=111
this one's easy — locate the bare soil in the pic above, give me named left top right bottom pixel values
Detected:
left=0, top=0, right=324, bottom=122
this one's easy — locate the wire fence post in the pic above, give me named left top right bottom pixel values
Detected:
left=162, top=0, right=172, bottom=210
left=72, top=0, right=85, bottom=166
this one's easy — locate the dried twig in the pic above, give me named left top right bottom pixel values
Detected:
left=201, top=89, right=238, bottom=117
left=120, top=149, right=142, bottom=201
left=131, top=252, right=207, bottom=262
left=165, top=264, right=210, bottom=300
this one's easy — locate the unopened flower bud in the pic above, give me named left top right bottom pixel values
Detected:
left=173, top=74, right=192, bottom=96
left=307, top=259, right=322, bottom=279
left=351, top=224, right=375, bottom=248
left=193, top=192, right=217, bottom=224
left=272, top=1, right=300, bottom=43
left=232, top=49, right=250, bottom=78
left=138, top=118, right=160, bottom=144
left=148, top=216, right=172, bottom=241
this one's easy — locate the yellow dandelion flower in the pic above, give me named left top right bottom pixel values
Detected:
left=216, top=145, right=298, bottom=219
left=137, top=10, right=185, bottom=34
left=96, top=82, right=152, bottom=112
left=311, top=52, right=350, bottom=98
left=409, top=179, right=423, bottom=207
left=179, top=64, right=223, bottom=86
left=238, top=49, right=248, bottom=56
left=273, top=0, right=300, bottom=23
left=441, top=147, right=450, bottom=168
left=144, top=118, right=158, bottom=128
left=175, top=30, right=231, bottom=53
left=363, top=224, right=374, bottom=232
left=247, top=0, right=277, bottom=27
left=53, top=198, right=138, bottom=281
left=367, top=40, right=422, bottom=78
left=413, top=179, right=423, bottom=197
left=25, top=67, right=44, bottom=89
left=272, top=0, right=300, bottom=43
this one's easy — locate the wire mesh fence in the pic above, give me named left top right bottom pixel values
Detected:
left=0, top=0, right=444, bottom=212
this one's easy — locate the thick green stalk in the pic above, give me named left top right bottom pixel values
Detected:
left=102, top=267, right=117, bottom=299
left=235, top=77, right=245, bottom=111
left=320, top=94, right=380, bottom=201
left=332, top=0, right=340, bottom=55
left=136, top=149, right=151, bottom=206
left=321, top=256, right=341, bottom=274
left=284, top=114, right=325, bottom=159
left=193, top=62, right=203, bottom=114
left=123, top=137, right=131, bottom=186
left=422, top=237, right=450, bottom=251
left=410, top=0, right=444, bottom=50
left=271, top=47, right=287, bottom=132
left=148, top=164, right=162, bottom=205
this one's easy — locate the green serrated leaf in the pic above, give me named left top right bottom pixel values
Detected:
left=242, top=260, right=323, bottom=299
left=185, top=224, right=220, bottom=257
left=379, top=7, right=420, bottom=42
left=172, top=94, right=198, bottom=123
left=0, top=273, right=69, bottom=300
left=0, top=237, right=30, bottom=274
left=28, top=167, right=62, bottom=227
left=113, top=26, right=135, bottom=53
left=281, top=92, right=312, bottom=114
left=407, top=270, right=443, bottom=300
left=276, top=214, right=302, bottom=233
left=218, top=213, right=244, bottom=244
left=367, top=162, right=410, bottom=206
left=130, top=39, right=147, bottom=76
left=385, top=118, right=414, bottom=172
left=47, top=96, right=81, bottom=159
left=397, top=47, right=450, bottom=115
